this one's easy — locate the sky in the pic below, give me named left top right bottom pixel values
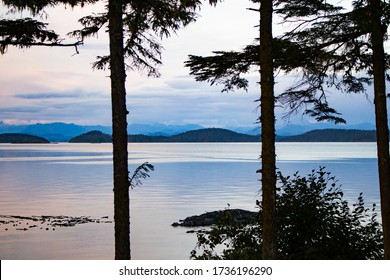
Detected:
left=0, top=0, right=389, bottom=129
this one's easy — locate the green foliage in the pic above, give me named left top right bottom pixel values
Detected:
left=191, top=167, right=383, bottom=260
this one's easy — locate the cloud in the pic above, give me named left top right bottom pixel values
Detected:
left=1, top=89, right=112, bottom=125
left=1, top=0, right=387, bottom=128
left=0, top=106, right=41, bottom=113
left=126, top=87, right=259, bottom=127
left=14, top=92, right=81, bottom=100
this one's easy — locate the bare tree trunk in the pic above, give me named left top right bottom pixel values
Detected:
left=370, top=0, right=390, bottom=260
left=260, top=0, right=277, bottom=259
left=108, top=0, right=131, bottom=260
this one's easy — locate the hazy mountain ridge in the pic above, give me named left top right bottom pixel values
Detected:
left=67, top=128, right=380, bottom=143
left=278, top=129, right=377, bottom=142
left=0, top=127, right=383, bottom=143
left=275, top=122, right=376, bottom=136
left=129, top=128, right=259, bottom=142
left=0, top=120, right=381, bottom=142
left=0, top=121, right=204, bottom=141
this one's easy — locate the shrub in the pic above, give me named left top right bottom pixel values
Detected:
left=190, top=167, right=383, bottom=260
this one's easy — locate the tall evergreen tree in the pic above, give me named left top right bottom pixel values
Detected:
left=72, top=0, right=221, bottom=259
left=275, top=0, right=390, bottom=259
left=186, top=0, right=390, bottom=258
left=107, top=0, right=129, bottom=260
left=366, top=0, right=390, bottom=259
left=1, top=0, right=208, bottom=259
left=259, top=0, right=277, bottom=259
left=188, top=0, right=278, bottom=259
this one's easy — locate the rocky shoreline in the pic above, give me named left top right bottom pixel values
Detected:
left=0, top=215, right=112, bottom=232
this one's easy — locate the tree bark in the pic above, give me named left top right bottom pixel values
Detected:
left=370, top=0, right=390, bottom=259
left=108, top=0, right=131, bottom=260
left=260, top=0, right=277, bottom=259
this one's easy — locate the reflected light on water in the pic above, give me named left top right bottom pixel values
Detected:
left=0, top=142, right=381, bottom=259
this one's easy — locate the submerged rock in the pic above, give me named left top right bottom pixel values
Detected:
left=0, top=215, right=112, bottom=232
left=172, top=209, right=257, bottom=227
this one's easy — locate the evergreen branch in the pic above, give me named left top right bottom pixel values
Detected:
left=128, top=162, right=155, bottom=189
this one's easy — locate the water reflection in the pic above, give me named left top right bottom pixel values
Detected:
left=0, top=143, right=381, bottom=259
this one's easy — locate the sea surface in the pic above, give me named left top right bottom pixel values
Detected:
left=0, top=142, right=381, bottom=259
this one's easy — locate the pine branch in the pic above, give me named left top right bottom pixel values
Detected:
left=128, top=162, right=155, bottom=189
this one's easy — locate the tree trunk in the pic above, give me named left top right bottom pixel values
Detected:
left=108, top=0, right=131, bottom=260
left=260, top=0, right=277, bottom=259
left=370, top=0, right=390, bottom=259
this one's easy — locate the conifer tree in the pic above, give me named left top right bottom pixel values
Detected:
left=259, top=0, right=277, bottom=259
left=188, top=0, right=279, bottom=259
left=1, top=0, right=216, bottom=259
left=0, top=1, right=96, bottom=53
left=186, top=0, right=390, bottom=258
left=275, top=0, right=390, bottom=259
left=71, top=0, right=221, bottom=259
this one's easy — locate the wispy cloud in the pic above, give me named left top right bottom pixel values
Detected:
left=14, top=92, right=81, bottom=100
left=0, top=106, right=41, bottom=113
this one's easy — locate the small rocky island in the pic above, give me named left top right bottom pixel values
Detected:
left=69, top=130, right=112, bottom=143
left=172, top=209, right=256, bottom=228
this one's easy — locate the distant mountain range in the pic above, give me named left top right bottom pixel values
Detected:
left=0, top=120, right=379, bottom=142
left=277, top=129, right=377, bottom=142
left=65, top=128, right=380, bottom=143
left=275, top=122, right=376, bottom=136
left=0, top=121, right=111, bottom=142
left=129, top=128, right=258, bottom=142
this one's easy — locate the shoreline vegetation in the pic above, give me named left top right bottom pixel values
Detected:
left=0, top=128, right=384, bottom=144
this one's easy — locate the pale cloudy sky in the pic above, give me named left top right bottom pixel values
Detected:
left=0, top=0, right=388, bottom=128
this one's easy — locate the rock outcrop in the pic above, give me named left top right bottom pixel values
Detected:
left=172, top=209, right=256, bottom=227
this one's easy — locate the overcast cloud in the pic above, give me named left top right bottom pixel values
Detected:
left=0, top=0, right=388, bottom=127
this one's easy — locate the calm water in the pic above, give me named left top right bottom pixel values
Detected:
left=0, top=142, right=381, bottom=259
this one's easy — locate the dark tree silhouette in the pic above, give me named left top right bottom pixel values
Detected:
left=191, top=168, right=383, bottom=260
left=72, top=0, right=221, bottom=259
left=275, top=0, right=390, bottom=259
left=2, top=0, right=223, bottom=260
left=259, top=0, right=277, bottom=259
left=187, top=0, right=390, bottom=258
left=186, top=0, right=279, bottom=259
left=1, top=0, right=200, bottom=259
left=107, top=0, right=130, bottom=260
left=0, top=1, right=96, bottom=53
left=369, top=0, right=390, bottom=259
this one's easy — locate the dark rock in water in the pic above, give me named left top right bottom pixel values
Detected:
left=172, top=209, right=257, bottom=227
left=0, top=214, right=112, bottom=232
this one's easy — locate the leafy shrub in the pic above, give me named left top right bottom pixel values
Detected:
left=191, top=167, right=383, bottom=260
